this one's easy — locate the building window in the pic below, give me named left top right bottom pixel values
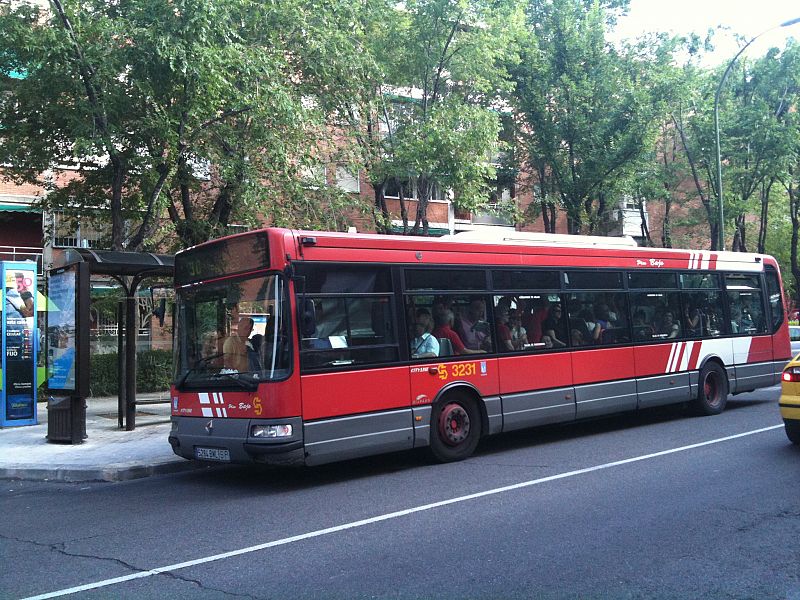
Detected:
left=51, top=212, right=103, bottom=248
left=385, top=178, right=415, bottom=199
left=335, top=166, right=360, bottom=193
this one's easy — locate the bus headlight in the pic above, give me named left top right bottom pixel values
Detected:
left=251, top=424, right=293, bottom=438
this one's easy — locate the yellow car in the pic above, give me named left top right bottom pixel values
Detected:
left=780, top=357, right=800, bottom=444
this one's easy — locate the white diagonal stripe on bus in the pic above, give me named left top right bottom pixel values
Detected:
left=679, top=341, right=694, bottom=371
left=666, top=342, right=677, bottom=373
left=201, top=408, right=212, bottom=417
left=21, top=425, right=783, bottom=600
left=199, top=393, right=210, bottom=405
left=700, top=252, right=710, bottom=269
left=671, top=342, right=685, bottom=373
left=669, top=342, right=684, bottom=373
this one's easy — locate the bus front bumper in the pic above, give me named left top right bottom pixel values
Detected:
left=169, top=416, right=305, bottom=466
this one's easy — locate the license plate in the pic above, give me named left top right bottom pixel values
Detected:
left=195, top=447, right=231, bottom=462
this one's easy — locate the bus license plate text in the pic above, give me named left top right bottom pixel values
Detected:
left=195, top=447, right=231, bottom=462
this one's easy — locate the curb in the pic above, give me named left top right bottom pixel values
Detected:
left=0, top=458, right=205, bottom=483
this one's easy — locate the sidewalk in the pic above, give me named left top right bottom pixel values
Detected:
left=0, top=393, right=200, bottom=483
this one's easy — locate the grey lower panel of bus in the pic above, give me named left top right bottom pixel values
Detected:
left=637, top=372, right=691, bottom=408
left=501, top=387, right=575, bottom=433
left=304, top=409, right=414, bottom=466
left=485, top=395, right=503, bottom=435
left=732, top=361, right=777, bottom=393
left=575, top=379, right=638, bottom=419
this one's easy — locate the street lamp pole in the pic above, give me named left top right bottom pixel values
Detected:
left=713, top=17, right=800, bottom=252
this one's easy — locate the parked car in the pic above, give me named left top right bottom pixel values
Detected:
left=781, top=356, right=800, bottom=444
left=791, top=325, right=800, bottom=357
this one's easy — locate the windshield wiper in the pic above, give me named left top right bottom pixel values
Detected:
left=210, top=371, right=257, bottom=390
left=176, top=353, right=226, bottom=388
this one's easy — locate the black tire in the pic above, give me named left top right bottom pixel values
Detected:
left=429, top=393, right=482, bottom=463
left=784, top=419, right=800, bottom=445
left=693, top=362, right=728, bottom=415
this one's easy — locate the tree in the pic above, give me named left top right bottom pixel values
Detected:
left=0, top=0, right=370, bottom=250
left=720, top=43, right=800, bottom=253
left=381, top=0, right=523, bottom=235
left=514, top=0, right=668, bottom=235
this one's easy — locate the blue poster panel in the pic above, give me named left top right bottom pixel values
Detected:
left=47, top=268, right=77, bottom=391
left=1, top=262, right=37, bottom=426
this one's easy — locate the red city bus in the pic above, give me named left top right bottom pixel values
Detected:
left=168, top=228, right=791, bottom=466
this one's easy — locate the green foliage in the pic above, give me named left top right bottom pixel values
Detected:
left=341, top=0, right=524, bottom=234
left=89, top=350, right=173, bottom=397
left=0, top=0, right=374, bottom=250
left=513, top=0, right=664, bottom=234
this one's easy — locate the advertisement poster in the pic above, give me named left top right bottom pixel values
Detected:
left=3, top=267, right=36, bottom=420
left=47, top=268, right=76, bottom=391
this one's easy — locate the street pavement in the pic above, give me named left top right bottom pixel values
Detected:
left=0, top=393, right=198, bottom=483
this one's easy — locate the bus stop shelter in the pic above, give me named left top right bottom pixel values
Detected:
left=50, top=248, right=174, bottom=432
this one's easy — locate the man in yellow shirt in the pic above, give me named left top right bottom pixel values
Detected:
left=223, top=317, right=254, bottom=372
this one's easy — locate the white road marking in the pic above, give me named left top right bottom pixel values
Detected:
left=21, top=424, right=783, bottom=600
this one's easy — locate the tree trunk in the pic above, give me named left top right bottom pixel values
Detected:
left=110, top=156, right=126, bottom=250
left=789, top=180, right=800, bottom=308
left=372, top=180, right=391, bottom=234
left=661, top=197, right=672, bottom=248
left=412, top=176, right=431, bottom=236
left=731, top=213, right=747, bottom=252
left=757, top=178, right=773, bottom=254
left=638, top=198, right=653, bottom=246
left=398, top=179, right=409, bottom=234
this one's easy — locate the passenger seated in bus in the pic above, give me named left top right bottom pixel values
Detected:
left=523, top=297, right=549, bottom=343
left=509, top=310, right=529, bottom=350
left=495, top=306, right=515, bottom=352
left=411, top=313, right=440, bottom=358
left=739, top=300, right=756, bottom=332
left=730, top=306, right=742, bottom=333
left=223, top=317, right=255, bottom=372
left=432, top=309, right=484, bottom=355
left=249, top=333, right=264, bottom=371
left=201, top=330, right=224, bottom=367
left=457, top=298, right=491, bottom=351
left=570, top=328, right=586, bottom=347
left=654, top=310, right=680, bottom=339
left=632, top=309, right=652, bottom=341
left=684, top=304, right=703, bottom=336
left=541, top=303, right=567, bottom=348
left=591, top=304, right=612, bottom=344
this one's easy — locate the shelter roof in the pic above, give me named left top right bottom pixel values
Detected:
left=51, top=248, right=174, bottom=278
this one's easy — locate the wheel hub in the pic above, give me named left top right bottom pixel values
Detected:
left=438, top=403, right=470, bottom=446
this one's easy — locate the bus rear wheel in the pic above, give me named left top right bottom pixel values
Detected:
left=693, top=362, right=728, bottom=415
left=784, top=419, right=800, bottom=445
left=430, top=394, right=482, bottom=463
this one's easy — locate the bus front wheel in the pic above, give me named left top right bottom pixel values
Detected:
left=430, top=394, right=482, bottom=463
left=694, top=362, right=728, bottom=415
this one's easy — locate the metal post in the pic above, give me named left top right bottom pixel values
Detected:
left=117, top=299, right=126, bottom=429
left=125, top=291, right=137, bottom=430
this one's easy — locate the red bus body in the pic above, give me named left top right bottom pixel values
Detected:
left=168, top=228, right=791, bottom=466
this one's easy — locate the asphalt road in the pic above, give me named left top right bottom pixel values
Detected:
left=2, top=385, right=799, bottom=599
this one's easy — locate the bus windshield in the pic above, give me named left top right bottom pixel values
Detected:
left=175, top=273, right=291, bottom=389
